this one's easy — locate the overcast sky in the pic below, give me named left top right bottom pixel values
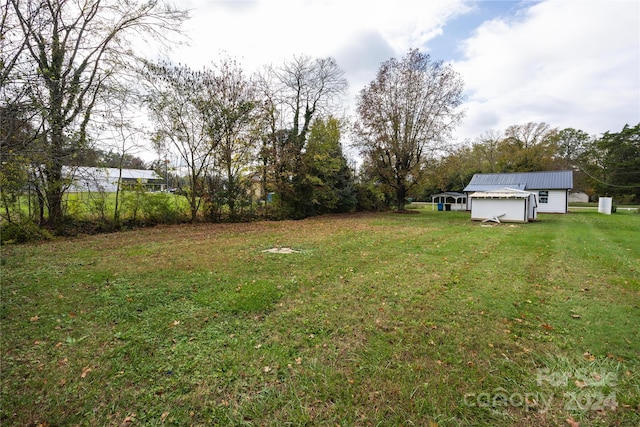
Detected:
left=166, top=0, right=639, bottom=143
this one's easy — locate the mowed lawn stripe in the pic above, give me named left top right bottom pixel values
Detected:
left=1, top=210, right=638, bottom=426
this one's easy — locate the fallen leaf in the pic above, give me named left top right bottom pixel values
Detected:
left=80, top=366, right=92, bottom=378
left=160, top=411, right=169, bottom=422
left=541, top=323, right=554, bottom=330
left=571, top=314, right=581, bottom=319
left=172, top=320, right=180, bottom=326
left=263, top=366, right=271, bottom=373
left=574, top=380, right=586, bottom=388
left=583, top=352, right=596, bottom=361
left=30, top=315, right=40, bottom=322
left=566, top=416, right=579, bottom=427
left=121, top=413, right=136, bottom=426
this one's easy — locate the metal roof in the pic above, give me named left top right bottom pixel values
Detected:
left=469, top=188, right=534, bottom=199
left=73, top=167, right=162, bottom=181
left=430, top=191, right=466, bottom=197
left=463, top=170, right=573, bottom=192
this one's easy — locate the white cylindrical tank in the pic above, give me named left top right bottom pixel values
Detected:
left=598, top=197, right=612, bottom=215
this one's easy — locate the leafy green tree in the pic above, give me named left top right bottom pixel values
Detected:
left=553, top=128, right=592, bottom=169
left=300, top=117, right=356, bottom=215
left=583, top=124, right=640, bottom=202
left=354, top=49, right=465, bottom=211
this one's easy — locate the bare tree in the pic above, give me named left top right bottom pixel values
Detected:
left=97, top=85, right=148, bottom=224
left=5, top=0, right=187, bottom=229
left=504, top=122, right=554, bottom=149
left=499, top=122, right=558, bottom=171
left=143, top=61, right=218, bottom=223
left=355, top=49, right=465, bottom=211
left=205, top=57, right=259, bottom=218
left=473, top=130, right=503, bottom=173
left=263, top=55, right=348, bottom=216
left=274, top=55, right=348, bottom=152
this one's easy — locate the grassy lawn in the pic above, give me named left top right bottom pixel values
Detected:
left=1, top=210, right=638, bottom=426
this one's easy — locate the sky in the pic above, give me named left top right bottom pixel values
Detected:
left=165, top=0, right=640, bottom=144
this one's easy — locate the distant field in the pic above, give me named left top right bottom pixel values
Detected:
left=1, top=210, right=638, bottom=426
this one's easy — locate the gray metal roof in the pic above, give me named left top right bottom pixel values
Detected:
left=463, top=170, right=573, bottom=192
left=430, top=191, right=466, bottom=197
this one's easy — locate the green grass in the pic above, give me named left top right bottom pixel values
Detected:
left=1, top=211, right=639, bottom=426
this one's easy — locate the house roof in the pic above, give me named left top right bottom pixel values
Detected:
left=463, top=170, right=573, bottom=192
left=431, top=192, right=466, bottom=198
left=72, top=167, right=162, bottom=181
left=469, top=188, right=534, bottom=199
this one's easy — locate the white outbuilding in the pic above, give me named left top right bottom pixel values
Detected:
left=469, top=188, right=538, bottom=223
left=66, top=167, right=165, bottom=193
left=464, top=170, right=573, bottom=213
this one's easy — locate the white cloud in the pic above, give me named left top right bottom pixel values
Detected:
left=454, top=0, right=640, bottom=140
left=158, top=0, right=638, bottom=149
left=171, top=0, right=469, bottom=81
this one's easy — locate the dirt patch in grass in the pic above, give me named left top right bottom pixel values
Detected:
left=261, top=247, right=302, bottom=254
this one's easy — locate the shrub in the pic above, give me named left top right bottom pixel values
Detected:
left=0, top=221, right=53, bottom=244
left=140, top=192, right=184, bottom=224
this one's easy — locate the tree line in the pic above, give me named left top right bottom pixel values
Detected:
left=1, top=0, right=637, bottom=240
left=1, top=0, right=464, bottom=235
left=419, top=122, right=639, bottom=203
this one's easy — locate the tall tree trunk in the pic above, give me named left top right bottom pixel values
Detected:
left=396, top=183, right=406, bottom=212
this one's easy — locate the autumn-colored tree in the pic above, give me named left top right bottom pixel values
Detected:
left=355, top=49, right=464, bottom=211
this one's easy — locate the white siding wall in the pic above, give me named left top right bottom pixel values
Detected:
left=470, top=198, right=528, bottom=223
left=534, top=189, right=568, bottom=213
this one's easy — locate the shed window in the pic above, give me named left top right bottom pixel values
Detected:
left=539, top=191, right=549, bottom=203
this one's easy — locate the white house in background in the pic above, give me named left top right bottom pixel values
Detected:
left=463, top=170, right=573, bottom=213
left=568, top=191, right=589, bottom=203
left=469, top=188, right=538, bottom=223
left=66, top=167, right=165, bottom=193
left=430, top=192, right=467, bottom=211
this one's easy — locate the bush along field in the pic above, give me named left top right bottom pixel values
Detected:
left=1, top=210, right=638, bottom=426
